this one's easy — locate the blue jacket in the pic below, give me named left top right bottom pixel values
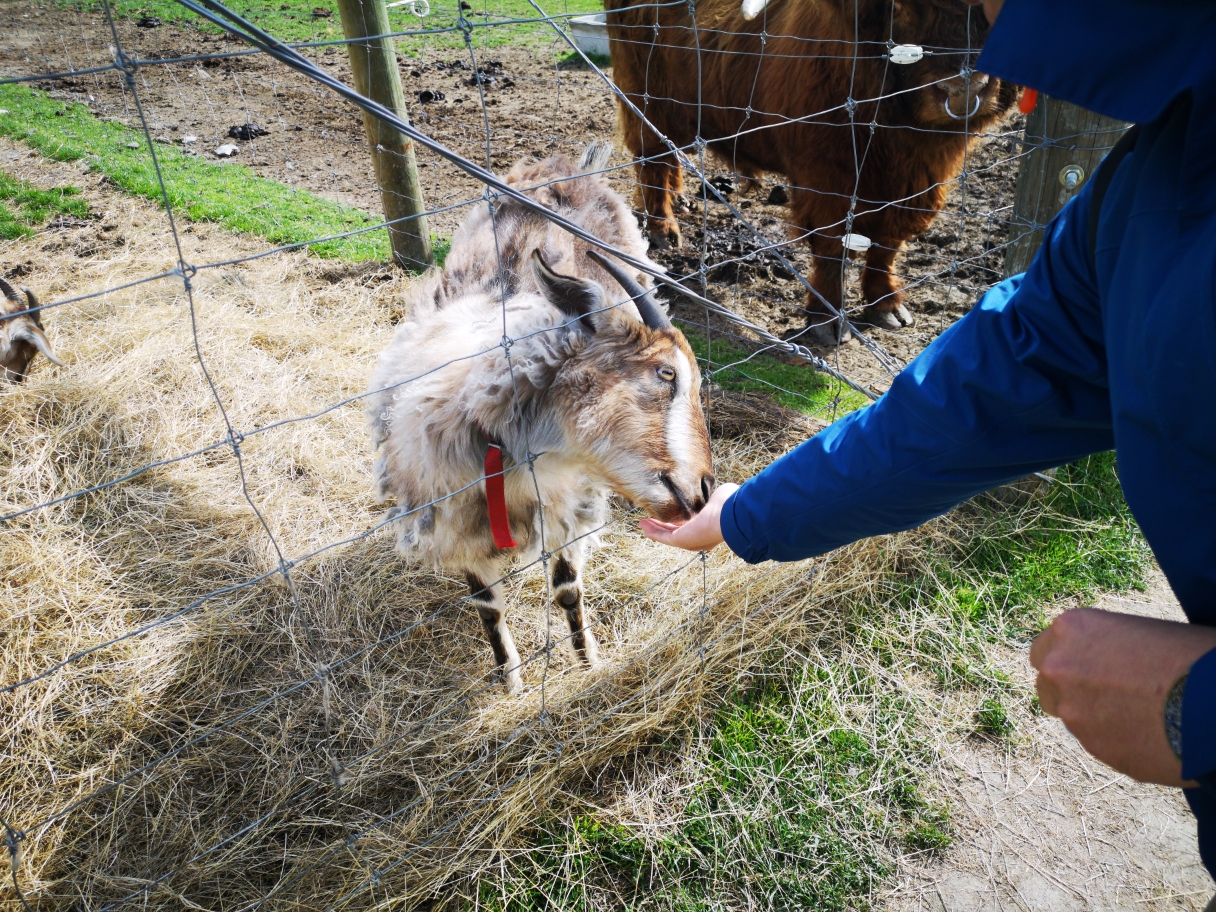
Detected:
left=719, top=0, right=1216, bottom=875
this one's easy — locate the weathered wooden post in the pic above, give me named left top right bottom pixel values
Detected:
left=1004, top=96, right=1129, bottom=277
left=336, top=0, right=433, bottom=270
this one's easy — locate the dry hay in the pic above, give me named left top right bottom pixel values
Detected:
left=0, top=140, right=1045, bottom=911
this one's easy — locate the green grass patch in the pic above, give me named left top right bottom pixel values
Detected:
left=0, top=171, right=89, bottom=239
left=0, top=82, right=396, bottom=261
left=491, top=451, right=1147, bottom=910
left=911, top=453, right=1148, bottom=647
left=493, top=673, right=951, bottom=912
left=973, top=696, right=1013, bottom=738
left=558, top=49, right=611, bottom=68
left=678, top=321, right=871, bottom=417
left=56, top=0, right=601, bottom=53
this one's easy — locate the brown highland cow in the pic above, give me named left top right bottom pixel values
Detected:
left=605, top=0, right=1018, bottom=343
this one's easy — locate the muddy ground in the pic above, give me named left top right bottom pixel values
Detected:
left=1, top=2, right=1024, bottom=394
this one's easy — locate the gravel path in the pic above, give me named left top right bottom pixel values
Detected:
left=885, top=569, right=1215, bottom=912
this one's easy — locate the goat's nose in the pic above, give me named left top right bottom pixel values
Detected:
left=700, top=473, right=716, bottom=505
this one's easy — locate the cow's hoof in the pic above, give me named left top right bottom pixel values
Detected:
left=647, top=224, right=681, bottom=250
left=808, top=318, right=851, bottom=346
left=859, top=304, right=914, bottom=330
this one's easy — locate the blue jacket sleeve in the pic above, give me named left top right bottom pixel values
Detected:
left=1183, top=649, right=1216, bottom=784
left=720, top=182, right=1116, bottom=564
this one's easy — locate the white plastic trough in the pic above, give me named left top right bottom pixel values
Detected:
left=569, top=13, right=611, bottom=60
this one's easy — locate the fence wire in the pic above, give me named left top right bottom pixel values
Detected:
left=0, top=0, right=1123, bottom=907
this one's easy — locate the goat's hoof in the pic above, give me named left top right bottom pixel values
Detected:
left=503, top=673, right=524, bottom=696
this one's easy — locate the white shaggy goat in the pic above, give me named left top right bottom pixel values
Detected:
left=1, top=278, right=62, bottom=382
left=368, top=144, right=715, bottom=693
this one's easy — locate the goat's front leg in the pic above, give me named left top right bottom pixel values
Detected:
left=551, top=552, right=599, bottom=668
left=465, top=566, right=523, bottom=694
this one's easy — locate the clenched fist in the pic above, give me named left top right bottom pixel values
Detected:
left=1030, top=608, right=1216, bottom=787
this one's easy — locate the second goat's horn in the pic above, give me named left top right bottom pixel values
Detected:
left=586, top=249, right=671, bottom=330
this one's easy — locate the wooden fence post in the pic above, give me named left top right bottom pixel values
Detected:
left=1004, top=96, right=1129, bottom=277
left=336, top=0, right=433, bottom=271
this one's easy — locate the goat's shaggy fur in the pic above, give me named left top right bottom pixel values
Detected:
left=368, top=143, right=714, bottom=691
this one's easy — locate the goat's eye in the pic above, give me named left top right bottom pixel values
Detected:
left=657, top=366, right=676, bottom=383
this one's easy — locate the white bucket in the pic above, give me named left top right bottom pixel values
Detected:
left=569, top=13, right=611, bottom=60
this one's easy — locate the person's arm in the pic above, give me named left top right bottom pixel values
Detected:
left=641, top=182, right=1115, bottom=555
left=713, top=181, right=1114, bottom=564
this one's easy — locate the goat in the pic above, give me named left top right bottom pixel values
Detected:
left=368, top=144, right=715, bottom=693
left=1, top=277, right=62, bottom=382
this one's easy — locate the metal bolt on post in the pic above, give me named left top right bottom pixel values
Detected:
left=1004, top=94, right=1129, bottom=278
left=336, top=0, right=433, bottom=270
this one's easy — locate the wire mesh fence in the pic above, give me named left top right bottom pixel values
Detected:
left=0, top=0, right=1129, bottom=907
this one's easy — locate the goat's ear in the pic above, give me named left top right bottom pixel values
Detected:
left=11, top=322, right=64, bottom=367
left=530, top=250, right=600, bottom=335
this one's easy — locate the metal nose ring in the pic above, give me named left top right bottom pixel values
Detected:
left=944, top=93, right=983, bottom=121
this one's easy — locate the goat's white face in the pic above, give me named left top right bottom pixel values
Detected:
left=534, top=254, right=715, bottom=522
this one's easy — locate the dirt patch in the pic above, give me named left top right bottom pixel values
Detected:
left=883, top=569, right=1214, bottom=912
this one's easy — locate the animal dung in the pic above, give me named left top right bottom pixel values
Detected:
left=766, top=185, right=790, bottom=206
left=228, top=123, right=269, bottom=140
left=125, top=141, right=140, bottom=150
left=698, top=176, right=736, bottom=200
left=135, top=15, right=162, bottom=27
left=417, top=89, right=445, bottom=103
left=214, top=143, right=240, bottom=157
left=888, top=44, right=924, bottom=64
left=311, top=6, right=332, bottom=16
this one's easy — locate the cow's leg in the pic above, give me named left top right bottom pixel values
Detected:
left=638, top=152, right=683, bottom=249
left=616, top=86, right=684, bottom=250
left=789, top=188, right=851, bottom=345
left=550, top=551, right=599, bottom=667
left=464, top=565, right=523, bottom=695
left=859, top=240, right=913, bottom=329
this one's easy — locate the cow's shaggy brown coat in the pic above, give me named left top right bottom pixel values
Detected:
left=605, top=0, right=1018, bottom=341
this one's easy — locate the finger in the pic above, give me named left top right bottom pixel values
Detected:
left=639, top=519, right=677, bottom=544
left=1035, top=670, right=1060, bottom=717
left=1028, top=626, right=1053, bottom=669
left=640, top=519, right=681, bottom=533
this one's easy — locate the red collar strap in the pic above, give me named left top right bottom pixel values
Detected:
left=483, top=440, right=517, bottom=549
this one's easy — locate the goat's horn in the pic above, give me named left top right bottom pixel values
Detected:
left=586, top=249, right=670, bottom=329
left=13, top=324, right=64, bottom=367
left=0, top=277, right=19, bottom=304
left=21, top=287, right=44, bottom=325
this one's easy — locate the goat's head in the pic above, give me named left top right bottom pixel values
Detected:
left=0, top=278, right=62, bottom=383
left=532, top=250, right=714, bottom=523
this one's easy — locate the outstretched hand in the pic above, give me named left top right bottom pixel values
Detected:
left=1031, top=608, right=1216, bottom=787
left=639, top=482, right=739, bottom=552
